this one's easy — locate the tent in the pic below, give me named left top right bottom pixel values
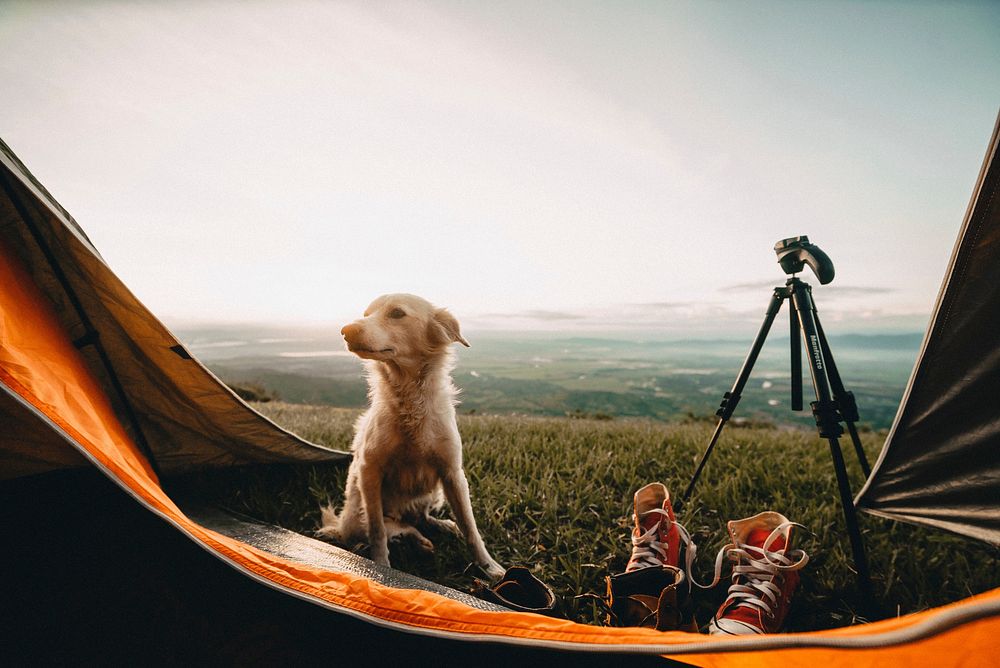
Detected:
left=854, top=111, right=1000, bottom=544
left=2, top=111, right=999, bottom=665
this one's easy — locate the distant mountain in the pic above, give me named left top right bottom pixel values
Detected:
left=663, top=332, right=923, bottom=349
left=828, top=333, right=923, bottom=349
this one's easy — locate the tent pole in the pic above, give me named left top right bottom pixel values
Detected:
left=0, top=169, right=162, bottom=479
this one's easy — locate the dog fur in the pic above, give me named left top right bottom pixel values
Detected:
left=317, top=294, right=504, bottom=578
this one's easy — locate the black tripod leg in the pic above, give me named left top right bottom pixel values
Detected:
left=844, top=421, right=871, bottom=478
left=826, top=433, right=876, bottom=607
left=814, top=314, right=871, bottom=477
left=791, top=283, right=876, bottom=609
left=791, top=298, right=803, bottom=411
left=678, top=288, right=787, bottom=510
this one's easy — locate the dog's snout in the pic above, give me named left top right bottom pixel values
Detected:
left=341, top=323, right=361, bottom=341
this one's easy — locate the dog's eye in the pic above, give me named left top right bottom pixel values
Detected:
left=388, top=308, right=406, bottom=319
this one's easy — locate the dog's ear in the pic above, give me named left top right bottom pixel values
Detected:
left=431, top=308, right=470, bottom=347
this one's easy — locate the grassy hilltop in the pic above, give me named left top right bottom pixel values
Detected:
left=178, top=401, right=998, bottom=632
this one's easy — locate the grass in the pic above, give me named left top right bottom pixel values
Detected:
left=171, top=401, right=999, bottom=631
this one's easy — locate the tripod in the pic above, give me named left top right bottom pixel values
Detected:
left=676, top=276, right=875, bottom=605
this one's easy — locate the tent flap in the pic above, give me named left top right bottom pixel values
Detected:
left=0, top=137, right=347, bottom=477
left=856, top=111, right=1000, bottom=545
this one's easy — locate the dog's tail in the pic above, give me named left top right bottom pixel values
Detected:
left=315, top=502, right=342, bottom=540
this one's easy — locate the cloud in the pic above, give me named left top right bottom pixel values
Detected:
left=721, top=280, right=894, bottom=297
left=463, top=296, right=927, bottom=336
left=627, top=301, right=692, bottom=310
left=818, top=286, right=896, bottom=297
left=467, top=301, right=760, bottom=333
left=478, top=309, right=586, bottom=321
left=723, top=279, right=798, bottom=291
left=522, top=309, right=586, bottom=321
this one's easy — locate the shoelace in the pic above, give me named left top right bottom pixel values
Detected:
left=628, top=508, right=700, bottom=584
left=696, top=521, right=809, bottom=617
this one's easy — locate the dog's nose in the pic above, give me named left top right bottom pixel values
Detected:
left=341, top=323, right=360, bottom=341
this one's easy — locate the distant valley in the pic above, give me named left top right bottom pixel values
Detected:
left=176, top=325, right=923, bottom=430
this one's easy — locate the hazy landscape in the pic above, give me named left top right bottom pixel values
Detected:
left=176, top=324, right=923, bottom=431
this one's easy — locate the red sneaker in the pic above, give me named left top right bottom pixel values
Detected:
left=626, top=482, right=683, bottom=572
left=706, top=511, right=808, bottom=636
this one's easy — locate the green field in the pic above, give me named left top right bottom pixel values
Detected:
left=173, top=401, right=998, bottom=633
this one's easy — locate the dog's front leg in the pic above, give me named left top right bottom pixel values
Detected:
left=441, top=470, right=505, bottom=579
left=359, top=464, right=390, bottom=566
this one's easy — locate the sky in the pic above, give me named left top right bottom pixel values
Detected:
left=1, top=1, right=998, bottom=336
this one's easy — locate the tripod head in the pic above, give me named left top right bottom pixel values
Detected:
left=774, top=236, right=835, bottom=285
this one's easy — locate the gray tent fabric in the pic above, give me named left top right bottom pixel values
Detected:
left=856, top=111, right=1000, bottom=545
left=0, top=137, right=347, bottom=477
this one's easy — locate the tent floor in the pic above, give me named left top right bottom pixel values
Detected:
left=174, top=496, right=509, bottom=614
left=1, top=468, right=686, bottom=666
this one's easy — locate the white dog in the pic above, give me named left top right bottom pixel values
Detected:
left=317, top=294, right=505, bottom=579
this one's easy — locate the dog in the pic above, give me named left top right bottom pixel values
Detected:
left=317, top=294, right=505, bottom=579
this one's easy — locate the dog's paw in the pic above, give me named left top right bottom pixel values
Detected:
left=315, top=504, right=341, bottom=541
left=425, top=516, right=462, bottom=537
left=416, top=535, right=435, bottom=554
left=481, top=559, right=506, bottom=581
left=370, top=546, right=391, bottom=567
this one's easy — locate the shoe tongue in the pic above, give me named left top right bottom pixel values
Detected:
left=634, top=483, right=670, bottom=532
left=727, top=511, right=792, bottom=554
left=634, top=483, right=666, bottom=513
left=747, top=528, right=785, bottom=552
left=638, top=511, right=658, bottom=531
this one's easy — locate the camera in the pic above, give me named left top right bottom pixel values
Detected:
left=774, top=236, right=835, bottom=284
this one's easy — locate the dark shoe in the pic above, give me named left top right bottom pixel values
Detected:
left=604, top=565, right=694, bottom=631
left=475, top=566, right=559, bottom=616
